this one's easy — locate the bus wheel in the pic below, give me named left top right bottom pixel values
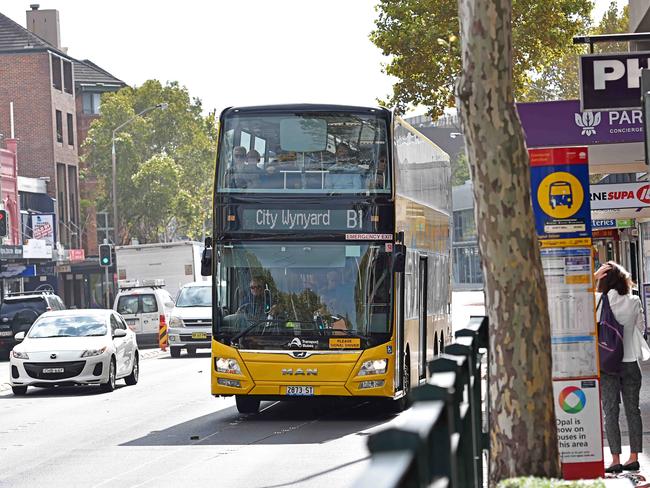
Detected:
left=235, top=395, right=261, bottom=414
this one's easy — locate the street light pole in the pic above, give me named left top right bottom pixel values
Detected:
left=110, top=102, right=168, bottom=244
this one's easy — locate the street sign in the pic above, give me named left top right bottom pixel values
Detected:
left=590, top=181, right=650, bottom=210
left=580, top=52, right=650, bottom=111
left=529, top=147, right=591, bottom=241
left=554, top=379, right=605, bottom=479
left=517, top=100, right=644, bottom=148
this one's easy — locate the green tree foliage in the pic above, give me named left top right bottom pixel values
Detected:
left=452, top=152, right=470, bottom=186
left=529, top=2, right=629, bottom=101
left=371, top=0, right=592, bottom=116
left=82, top=80, right=217, bottom=244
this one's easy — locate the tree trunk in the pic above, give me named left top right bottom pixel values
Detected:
left=456, top=0, right=560, bottom=483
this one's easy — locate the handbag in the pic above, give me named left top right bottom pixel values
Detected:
left=597, top=294, right=625, bottom=374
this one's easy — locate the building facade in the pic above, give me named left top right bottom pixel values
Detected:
left=0, top=8, right=80, bottom=250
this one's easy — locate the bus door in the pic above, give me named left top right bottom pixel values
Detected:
left=418, top=256, right=428, bottom=380
left=394, top=266, right=405, bottom=393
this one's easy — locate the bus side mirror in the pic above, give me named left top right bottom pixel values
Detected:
left=393, top=244, right=406, bottom=273
left=201, top=246, right=212, bottom=276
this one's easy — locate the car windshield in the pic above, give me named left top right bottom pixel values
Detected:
left=217, top=112, right=390, bottom=194
left=29, top=315, right=107, bottom=338
left=0, top=299, right=46, bottom=317
left=176, top=286, right=212, bottom=307
left=216, top=242, right=392, bottom=349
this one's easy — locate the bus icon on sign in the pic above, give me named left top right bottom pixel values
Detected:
left=549, top=181, right=573, bottom=209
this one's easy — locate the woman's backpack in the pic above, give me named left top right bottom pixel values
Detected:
left=598, top=293, right=625, bottom=374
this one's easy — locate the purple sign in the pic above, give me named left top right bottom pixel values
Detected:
left=517, top=100, right=643, bottom=148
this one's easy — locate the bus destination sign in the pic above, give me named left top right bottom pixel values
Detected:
left=241, top=208, right=366, bottom=231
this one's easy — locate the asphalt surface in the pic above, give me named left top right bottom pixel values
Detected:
left=0, top=291, right=486, bottom=488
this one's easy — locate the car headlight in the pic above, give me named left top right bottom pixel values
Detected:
left=81, top=346, right=107, bottom=358
left=358, top=359, right=388, bottom=376
left=169, top=316, right=184, bottom=328
left=12, top=350, right=28, bottom=359
left=215, top=357, right=241, bottom=374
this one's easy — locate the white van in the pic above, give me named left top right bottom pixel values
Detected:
left=114, top=280, right=175, bottom=348
left=168, top=281, right=212, bottom=358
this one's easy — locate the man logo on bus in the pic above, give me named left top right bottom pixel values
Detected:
left=549, top=181, right=573, bottom=209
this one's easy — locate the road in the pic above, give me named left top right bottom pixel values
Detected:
left=0, top=291, right=484, bottom=488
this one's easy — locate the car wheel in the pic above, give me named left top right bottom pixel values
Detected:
left=124, top=353, right=139, bottom=386
left=101, top=358, right=116, bottom=392
left=186, top=346, right=196, bottom=356
left=235, top=395, right=261, bottom=414
left=170, top=347, right=181, bottom=358
left=11, top=385, right=27, bottom=396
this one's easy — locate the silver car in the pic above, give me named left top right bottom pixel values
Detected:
left=168, top=282, right=212, bottom=358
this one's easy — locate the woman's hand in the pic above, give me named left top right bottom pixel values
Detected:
left=594, top=263, right=612, bottom=280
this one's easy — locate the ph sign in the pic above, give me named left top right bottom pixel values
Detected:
left=580, top=52, right=650, bottom=110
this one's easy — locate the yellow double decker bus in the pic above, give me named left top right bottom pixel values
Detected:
left=203, top=104, right=451, bottom=413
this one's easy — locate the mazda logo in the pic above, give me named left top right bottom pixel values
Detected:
left=50, top=353, right=57, bottom=359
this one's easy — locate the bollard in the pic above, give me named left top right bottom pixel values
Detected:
left=446, top=337, right=482, bottom=488
left=367, top=401, right=446, bottom=486
left=159, top=315, right=168, bottom=352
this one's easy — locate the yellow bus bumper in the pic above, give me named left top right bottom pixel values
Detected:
left=211, top=340, right=396, bottom=398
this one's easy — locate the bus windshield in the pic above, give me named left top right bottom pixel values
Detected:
left=215, top=242, right=392, bottom=349
left=217, top=112, right=390, bottom=194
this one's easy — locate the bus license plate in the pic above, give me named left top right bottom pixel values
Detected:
left=192, top=332, right=207, bottom=339
left=285, top=386, right=314, bottom=396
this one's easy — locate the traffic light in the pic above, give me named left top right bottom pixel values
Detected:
left=0, top=210, right=7, bottom=238
left=99, top=244, right=112, bottom=267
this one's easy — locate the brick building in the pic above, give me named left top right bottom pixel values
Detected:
left=0, top=7, right=80, bottom=249
left=0, top=6, right=126, bottom=307
left=74, top=59, right=125, bottom=255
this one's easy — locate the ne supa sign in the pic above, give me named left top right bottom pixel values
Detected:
left=590, top=181, right=650, bottom=210
left=580, top=52, right=650, bottom=110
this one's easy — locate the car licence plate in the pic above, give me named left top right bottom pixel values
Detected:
left=42, top=368, right=64, bottom=373
left=285, top=386, right=314, bottom=396
left=126, top=319, right=136, bottom=325
left=0, top=330, right=12, bottom=336
left=191, top=332, right=207, bottom=339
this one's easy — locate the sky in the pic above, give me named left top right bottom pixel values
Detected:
left=2, top=1, right=396, bottom=115
left=1, top=0, right=631, bottom=117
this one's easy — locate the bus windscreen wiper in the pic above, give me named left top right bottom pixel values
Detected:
left=230, top=318, right=283, bottom=344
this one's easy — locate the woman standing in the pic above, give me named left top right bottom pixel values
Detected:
left=595, top=261, right=650, bottom=473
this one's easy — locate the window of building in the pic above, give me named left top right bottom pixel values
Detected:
left=57, top=163, right=68, bottom=245
left=55, top=110, right=63, bottom=143
left=51, top=55, right=62, bottom=90
left=67, top=113, right=74, bottom=146
left=63, top=60, right=73, bottom=94
left=453, top=209, right=477, bottom=242
left=82, top=93, right=101, bottom=115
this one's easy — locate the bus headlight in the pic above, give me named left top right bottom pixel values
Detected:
left=358, top=359, right=387, bottom=376
left=215, top=358, right=241, bottom=375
